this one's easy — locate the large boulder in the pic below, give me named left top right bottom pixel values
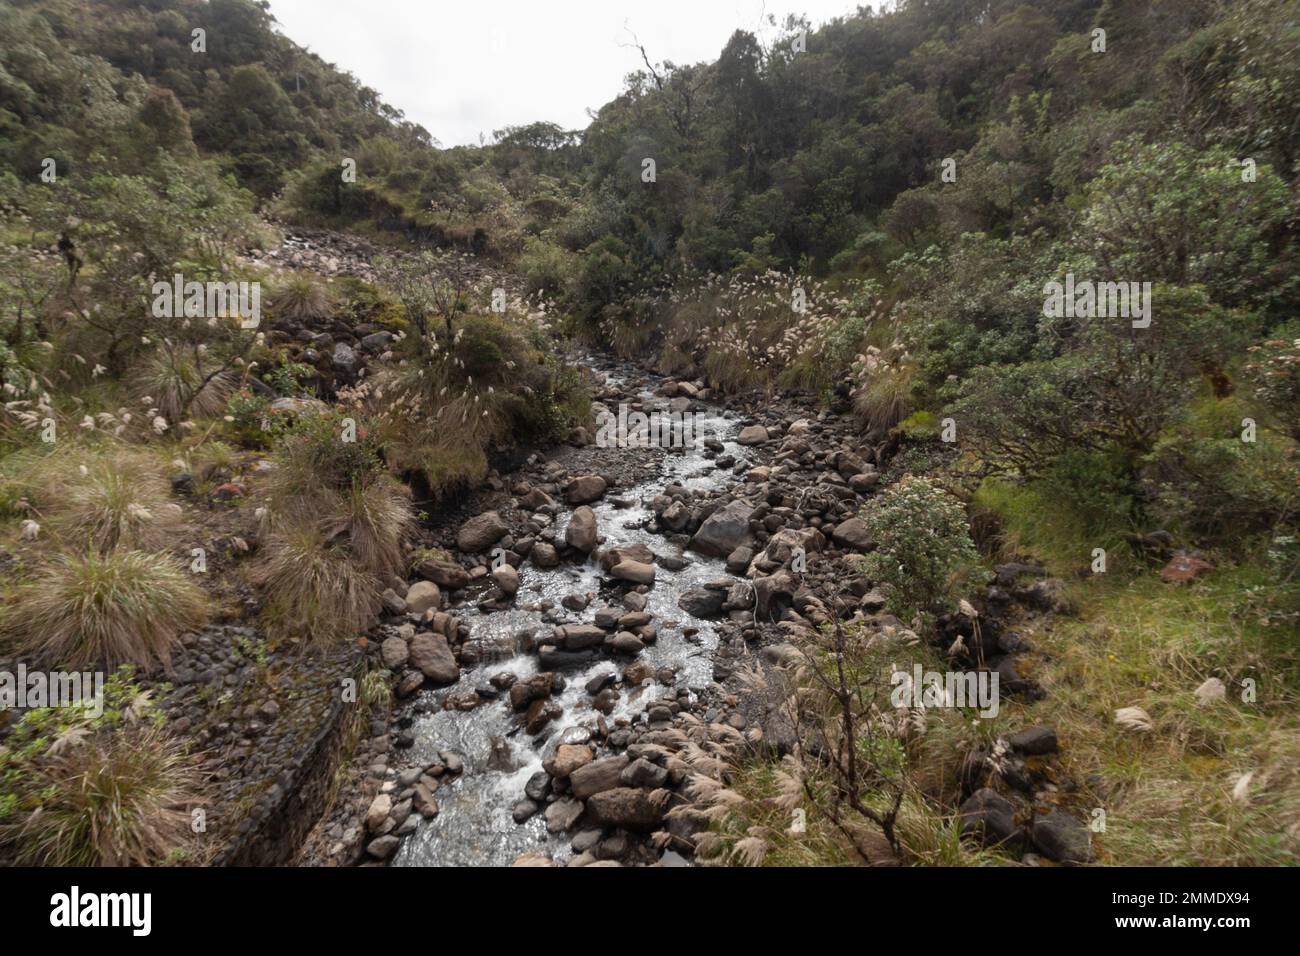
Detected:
left=958, top=788, right=1024, bottom=852
left=413, top=556, right=470, bottom=590
left=678, top=586, right=726, bottom=619
left=736, top=424, right=769, bottom=445
left=831, top=517, right=876, bottom=553
left=585, top=788, right=661, bottom=832
left=600, top=543, right=656, bottom=572
left=610, top=559, right=656, bottom=585
left=404, top=580, right=442, bottom=615
left=565, top=506, right=599, bottom=553
left=570, top=755, right=630, bottom=799
left=690, top=500, right=754, bottom=557
left=408, top=632, right=459, bottom=685
left=565, top=475, right=607, bottom=504
left=456, top=511, right=509, bottom=554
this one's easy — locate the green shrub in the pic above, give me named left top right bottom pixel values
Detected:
left=862, top=476, right=978, bottom=623
left=0, top=669, right=202, bottom=866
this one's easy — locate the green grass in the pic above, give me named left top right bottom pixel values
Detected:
left=982, top=481, right=1300, bottom=865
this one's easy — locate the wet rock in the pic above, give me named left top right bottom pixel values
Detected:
left=531, top=541, right=560, bottom=568
left=565, top=475, right=607, bottom=504
left=661, top=500, right=691, bottom=532
left=690, top=500, right=754, bottom=557
left=678, top=586, right=726, bottom=619
left=526, top=699, right=561, bottom=734
left=565, top=506, right=599, bottom=553
left=457, top=511, right=509, bottom=554
left=548, top=744, right=594, bottom=778
left=544, top=797, right=584, bottom=833
left=570, top=755, right=630, bottom=799
left=413, top=783, right=439, bottom=818
left=608, top=631, right=645, bottom=655
left=492, top=564, right=520, bottom=595
left=512, top=799, right=539, bottom=823
left=525, top=771, right=551, bottom=802
left=558, top=624, right=606, bottom=650
left=600, top=543, right=655, bottom=571
left=510, top=673, right=555, bottom=710
left=408, top=632, right=459, bottom=685
left=585, top=788, right=660, bottom=832
left=611, top=559, right=656, bottom=585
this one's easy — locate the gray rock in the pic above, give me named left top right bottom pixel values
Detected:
left=408, top=632, right=459, bottom=685
left=565, top=475, right=607, bottom=504
left=585, top=788, right=661, bottom=832
left=1031, top=810, right=1094, bottom=864
left=678, top=586, right=726, bottom=619
left=380, top=636, right=409, bottom=669
left=404, top=580, right=441, bottom=615
left=570, top=755, right=630, bottom=799
left=565, top=506, right=599, bottom=553
left=958, top=788, right=1023, bottom=851
left=690, top=500, right=754, bottom=557
left=456, top=511, right=509, bottom=554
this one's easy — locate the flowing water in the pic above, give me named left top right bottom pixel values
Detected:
left=393, top=376, right=748, bottom=866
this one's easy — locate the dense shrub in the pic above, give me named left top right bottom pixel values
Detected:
left=861, top=476, right=978, bottom=623
left=0, top=670, right=202, bottom=866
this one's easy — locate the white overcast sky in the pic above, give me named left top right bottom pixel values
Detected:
left=265, top=0, right=881, bottom=146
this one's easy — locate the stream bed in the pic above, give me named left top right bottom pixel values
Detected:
left=393, top=376, right=748, bottom=866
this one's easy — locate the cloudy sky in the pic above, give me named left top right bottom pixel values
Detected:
left=266, top=0, right=881, bottom=146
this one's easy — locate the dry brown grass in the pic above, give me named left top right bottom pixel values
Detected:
left=1, top=549, right=211, bottom=670
left=253, top=525, right=382, bottom=645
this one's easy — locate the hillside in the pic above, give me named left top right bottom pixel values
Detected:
left=0, top=0, right=1297, bottom=872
